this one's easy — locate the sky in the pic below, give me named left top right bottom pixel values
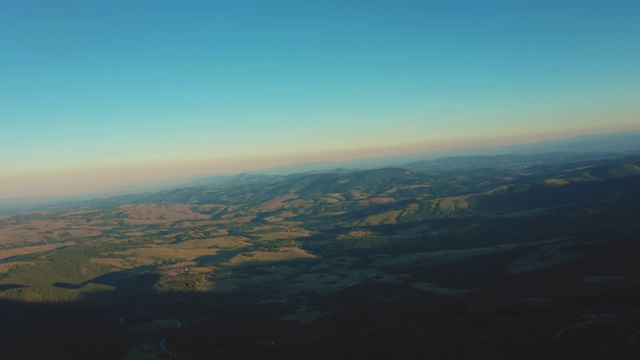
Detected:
left=1, top=0, right=639, bottom=199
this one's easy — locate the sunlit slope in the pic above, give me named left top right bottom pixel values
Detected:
left=2, top=154, right=640, bottom=359
left=56, top=155, right=638, bottom=230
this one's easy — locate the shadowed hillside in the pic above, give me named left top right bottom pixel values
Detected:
left=1, top=154, right=640, bottom=359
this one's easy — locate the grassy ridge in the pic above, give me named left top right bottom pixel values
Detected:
left=1, top=155, right=640, bottom=358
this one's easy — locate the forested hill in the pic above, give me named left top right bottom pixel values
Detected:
left=2, top=153, right=640, bottom=359
left=72, top=154, right=640, bottom=225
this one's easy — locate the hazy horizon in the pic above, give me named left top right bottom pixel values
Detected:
left=2, top=1, right=639, bottom=199
left=2, top=128, right=639, bottom=203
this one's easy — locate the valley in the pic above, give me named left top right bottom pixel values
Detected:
left=1, top=153, right=640, bottom=359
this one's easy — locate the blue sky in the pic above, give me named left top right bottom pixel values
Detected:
left=1, top=0, right=639, bottom=198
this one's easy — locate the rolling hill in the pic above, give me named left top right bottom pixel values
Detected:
left=1, top=153, right=640, bottom=359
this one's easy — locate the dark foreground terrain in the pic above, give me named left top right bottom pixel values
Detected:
left=1, top=152, right=640, bottom=359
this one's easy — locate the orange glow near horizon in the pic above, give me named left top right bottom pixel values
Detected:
left=2, top=124, right=638, bottom=200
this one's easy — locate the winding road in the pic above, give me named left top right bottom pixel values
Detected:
left=159, top=319, right=182, bottom=357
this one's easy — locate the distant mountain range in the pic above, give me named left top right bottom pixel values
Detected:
left=181, top=130, right=640, bottom=186
left=34, top=152, right=640, bottom=224
left=1, top=130, right=639, bottom=214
